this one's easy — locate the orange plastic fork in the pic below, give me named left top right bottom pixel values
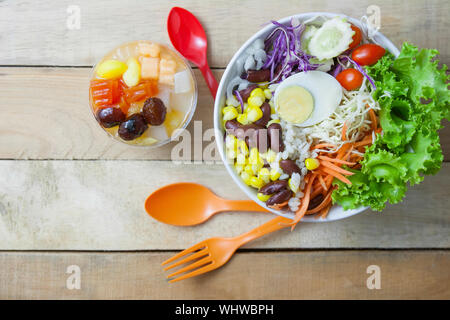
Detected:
left=162, top=215, right=292, bottom=282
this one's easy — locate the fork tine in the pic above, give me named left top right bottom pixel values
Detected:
left=163, top=249, right=209, bottom=271
left=167, top=256, right=212, bottom=279
left=161, top=242, right=206, bottom=266
left=169, top=262, right=216, bottom=283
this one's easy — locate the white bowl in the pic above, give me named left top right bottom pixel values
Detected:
left=214, top=12, right=400, bottom=222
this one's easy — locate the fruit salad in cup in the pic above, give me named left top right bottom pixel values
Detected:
left=89, top=41, right=197, bottom=146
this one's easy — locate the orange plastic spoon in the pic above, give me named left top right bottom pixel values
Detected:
left=144, top=182, right=269, bottom=226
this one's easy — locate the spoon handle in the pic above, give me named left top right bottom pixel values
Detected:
left=221, top=199, right=269, bottom=213
left=199, top=64, right=218, bottom=97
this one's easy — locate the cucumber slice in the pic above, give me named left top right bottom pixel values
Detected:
left=310, top=58, right=334, bottom=72
left=300, top=25, right=317, bottom=54
left=307, top=17, right=354, bottom=60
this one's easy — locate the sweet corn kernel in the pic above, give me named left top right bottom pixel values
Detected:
left=249, top=176, right=264, bottom=189
left=305, top=158, right=320, bottom=170
left=223, top=106, right=235, bottom=114
left=244, top=164, right=255, bottom=176
left=226, top=148, right=236, bottom=160
left=288, top=178, right=299, bottom=193
left=252, top=161, right=263, bottom=175
left=236, top=153, right=246, bottom=165
left=237, top=113, right=249, bottom=125
left=248, top=95, right=264, bottom=108
left=241, top=172, right=252, bottom=185
left=258, top=167, right=270, bottom=184
left=263, top=89, right=272, bottom=100
left=246, top=106, right=263, bottom=122
left=226, top=96, right=239, bottom=107
left=234, top=163, right=244, bottom=174
left=265, top=149, right=277, bottom=163
left=225, top=135, right=237, bottom=149
left=257, top=192, right=271, bottom=202
left=270, top=168, right=281, bottom=181
left=248, top=148, right=259, bottom=164
left=250, top=88, right=265, bottom=100
left=237, top=139, right=248, bottom=156
left=223, top=107, right=238, bottom=121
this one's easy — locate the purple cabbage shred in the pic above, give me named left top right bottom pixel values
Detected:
left=234, top=90, right=245, bottom=113
left=263, top=19, right=320, bottom=82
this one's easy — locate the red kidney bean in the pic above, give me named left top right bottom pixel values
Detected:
left=238, top=84, right=258, bottom=102
left=97, top=107, right=125, bottom=128
left=266, top=189, right=292, bottom=206
left=225, top=119, right=241, bottom=132
left=280, top=160, right=301, bottom=176
left=246, top=69, right=271, bottom=82
left=259, top=180, right=288, bottom=195
left=308, top=194, right=324, bottom=210
left=254, top=102, right=271, bottom=127
left=267, top=123, right=284, bottom=152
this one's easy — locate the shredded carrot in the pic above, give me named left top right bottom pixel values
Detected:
left=268, top=200, right=289, bottom=210
left=343, top=146, right=354, bottom=162
left=306, top=189, right=333, bottom=214
left=320, top=203, right=332, bottom=218
left=311, top=143, right=336, bottom=150
left=318, top=155, right=355, bottom=166
left=342, top=122, right=348, bottom=141
left=320, top=161, right=355, bottom=176
left=336, top=143, right=351, bottom=159
left=289, top=174, right=316, bottom=229
left=354, top=138, right=373, bottom=148
left=311, top=185, right=324, bottom=198
left=322, top=167, right=352, bottom=185
left=318, top=174, right=327, bottom=191
left=368, top=108, right=377, bottom=131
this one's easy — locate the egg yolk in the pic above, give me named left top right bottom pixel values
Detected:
left=276, top=85, right=314, bottom=124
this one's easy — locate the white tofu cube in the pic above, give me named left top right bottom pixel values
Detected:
left=174, top=70, right=192, bottom=93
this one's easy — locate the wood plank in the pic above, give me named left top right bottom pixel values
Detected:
left=0, top=251, right=448, bottom=299
left=0, top=160, right=448, bottom=250
left=0, top=67, right=217, bottom=160
left=0, top=0, right=448, bottom=67
left=1, top=67, right=449, bottom=160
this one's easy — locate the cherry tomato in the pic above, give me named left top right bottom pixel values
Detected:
left=336, top=69, right=364, bottom=91
left=351, top=44, right=386, bottom=66
left=348, top=25, right=362, bottom=51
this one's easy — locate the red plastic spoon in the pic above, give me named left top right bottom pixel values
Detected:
left=167, top=7, right=218, bottom=98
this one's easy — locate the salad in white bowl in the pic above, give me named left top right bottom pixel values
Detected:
left=214, top=13, right=449, bottom=225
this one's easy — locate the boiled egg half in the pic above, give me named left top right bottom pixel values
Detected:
left=274, top=71, right=342, bottom=127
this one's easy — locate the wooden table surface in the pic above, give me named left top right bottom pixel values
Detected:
left=0, top=0, right=449, bottom=299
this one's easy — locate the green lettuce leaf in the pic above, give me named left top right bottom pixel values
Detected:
left=332, top=42, right=449, bottom=211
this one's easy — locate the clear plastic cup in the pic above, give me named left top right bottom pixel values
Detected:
left=89, top=41, right=197, bottom=147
